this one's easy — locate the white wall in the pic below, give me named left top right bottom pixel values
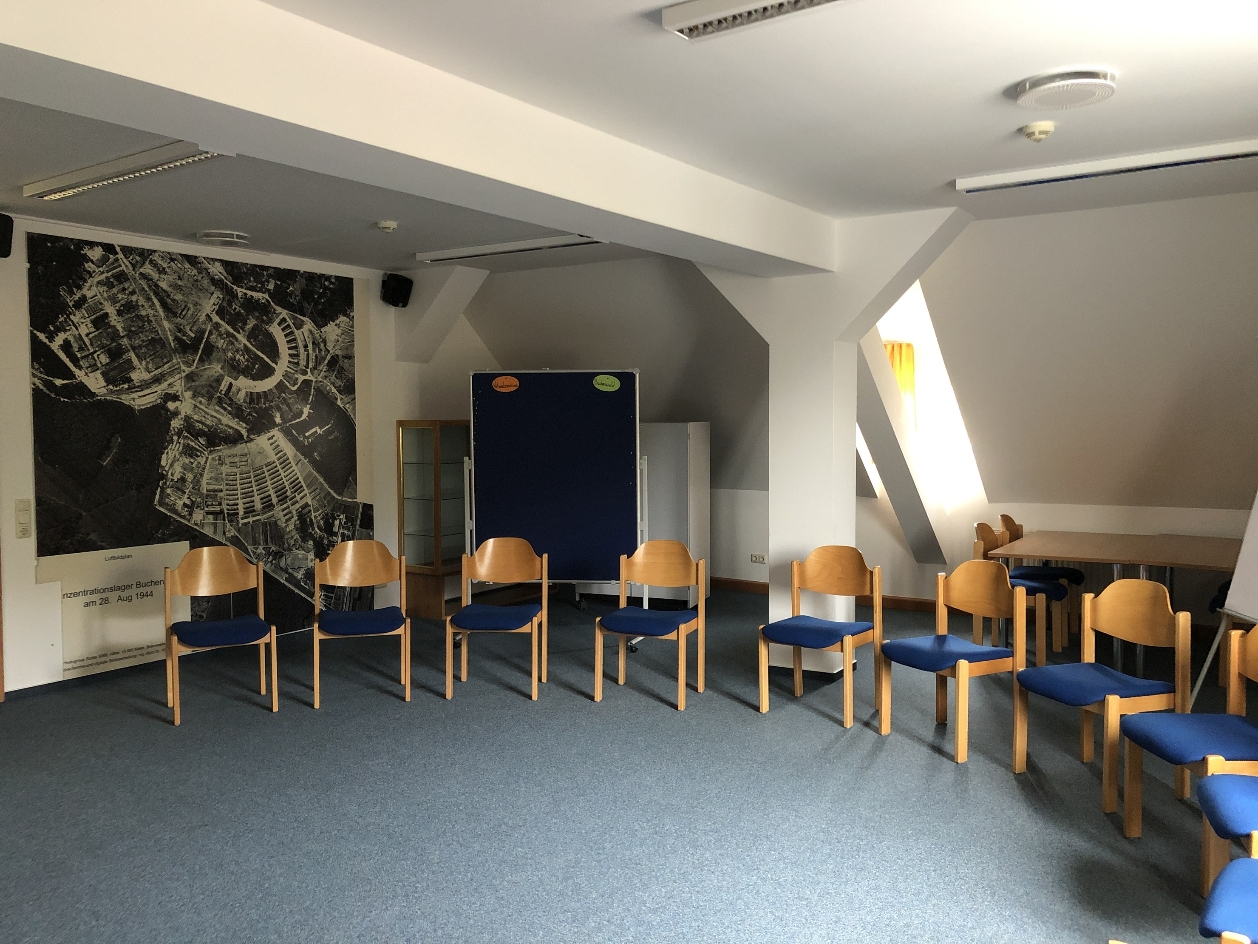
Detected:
left=711, top=488, right=768, bottom=582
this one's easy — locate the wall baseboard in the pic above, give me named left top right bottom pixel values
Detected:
left=712, top=576, right=769, bottom=595
left=856, top=594, right=935, bottom=612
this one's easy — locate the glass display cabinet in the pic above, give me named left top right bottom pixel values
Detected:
left=397, top=420, right=470, bottom=619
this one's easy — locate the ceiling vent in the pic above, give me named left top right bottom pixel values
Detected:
left=195, top=230, right=250, bottom=247
left=662, top=0, right=845, bottom=40
left=1015, top=70, right=1117, bottom=110
left=415, top=234, right=601, bottom=264
left=23, top=142, right=224, bottom=201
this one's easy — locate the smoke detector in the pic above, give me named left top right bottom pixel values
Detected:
left=1016, top=70, right=1117, bottom=110
left=376, top=220, right=398, bottom=233
left=1020, top=121, right=1055, bottom=143
left=195, top=230, right=250, bottom=247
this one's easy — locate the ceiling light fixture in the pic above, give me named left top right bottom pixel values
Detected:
left=661, top=0, right=845, bottom=40
left=22, top=142, right=224, bottom=201
left=195, top=230, right=250, bottom=247
left=1015, top=70, right=1117, bottom=110
left=415, top=234, right=602, bottom=264
left=955, top=137, right=1258, bottom=194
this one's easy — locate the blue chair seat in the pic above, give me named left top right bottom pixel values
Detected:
left=881, top=635, right=1013, bottom=674
left=1200, top=857, right=1258, bottom=941
left=601, top=606, right=698, bottom=637
left=172, top=614, right=270, bottom=649
left=1121, top=713, right=1258, bottom=766
left=761, top=615, right=874, bottom=650
left=319, top=606, right=406, bottom=637
left=1198, top=774, right=1258, bottom=841
left=1011, top=565, right=1085, bottom=586
left=1010, top=577, right=1069, bottom=602
left=1016, top=663, right=1173, bottom=707
left=450, top=603, right=541, bottom=632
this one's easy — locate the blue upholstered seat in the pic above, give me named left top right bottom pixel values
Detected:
left=1198, top=774, right=1258, bottom=841
left=1010, top=565, right=1085, bottom=586
left=1010, top=577, right=1069, bottom=602
left=450, top=603, right=541, bottom=631
left=1200, top=857, right=1258, bottom=941
left=1016, top=663, right=1173, bottom=707
left=1120, top=713, right=1258, bottom=766
left=318, top=606, right=406, bottom=637
left=881, top=635, right=1012, bottom=674
left=172, top=614, right=270, bottom=649
left=761, top=615, right=874, bottom=650
left=601, top=606, right=698, bottom=637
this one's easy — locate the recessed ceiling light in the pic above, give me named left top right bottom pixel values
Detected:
left=195, top=230, right=250, bottom=247
left=661, top=0, right=846, bottom=41
left=23, top=142, right=223, bottom=201
left=1015, top=70, right=1117, bottom=110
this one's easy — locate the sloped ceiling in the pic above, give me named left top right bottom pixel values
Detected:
left=462, top=255, right=768, bottom=491
left=922, top=191, right=1258, bottom=510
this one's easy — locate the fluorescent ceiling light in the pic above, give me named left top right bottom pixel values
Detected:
left=955, top=138, right=1258, bottom=194
left=661, top=0, right=845, bottom=41
left=415, top=235, right=602, bottom=263
left=23, top=142, right=223, bottom=201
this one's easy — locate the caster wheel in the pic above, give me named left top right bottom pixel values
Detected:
left=627, top=644, right=638, bottom=654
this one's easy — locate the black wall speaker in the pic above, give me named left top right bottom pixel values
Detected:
left=0, top=214, right=12, bottom=260
left=380, top=272, right=413, bottom=308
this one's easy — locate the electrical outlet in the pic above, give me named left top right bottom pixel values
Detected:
left=750, top=553, right=766, bottom=565
left=15, top=498, right=32, bottom=539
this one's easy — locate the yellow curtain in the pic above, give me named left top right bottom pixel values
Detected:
left=883, top=341, right=915, bottom=398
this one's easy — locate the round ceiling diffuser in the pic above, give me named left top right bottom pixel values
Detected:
left=1015, top=70, right=1117, bottom=110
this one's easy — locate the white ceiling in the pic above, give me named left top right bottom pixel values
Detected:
left=262, top=0, right=1258, bottom=218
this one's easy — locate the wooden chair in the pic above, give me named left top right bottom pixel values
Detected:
left=1120, top=624, right=1258, bottom=839
left=877, top=559, right=1027, bottom=764
left=974, top=521, right=1054, bottom=666
left=312, top=540, right=410, bottom=708
left=1199, top=758, right=1258, bottom=896
left=445, top=537, right=548, bottom=701
left=999, top=513, right=1085, bottom=643
left=165, top=546, right=277, bottom=726
left=1200, top=856, right=1258, bottom=943
left=594, top=540, right=705, bottom=711
left=756, top=546, right=882, bottom=729
left=1014, top=579, right=1189, bottom=813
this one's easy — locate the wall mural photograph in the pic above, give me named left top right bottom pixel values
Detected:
left=28, top=233, right=370, bottom=631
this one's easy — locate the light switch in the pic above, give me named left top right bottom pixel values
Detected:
left=15, top=498, right=31, bottom=539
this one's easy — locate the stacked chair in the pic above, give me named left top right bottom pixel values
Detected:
left=756, top=545, right=883, bottom=729
left=999, top=513, right=1086, bottom=643
left=974, top=521, right=1063, bottom=665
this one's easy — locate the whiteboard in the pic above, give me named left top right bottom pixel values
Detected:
left=1224, top=494, right=1258, bottom=623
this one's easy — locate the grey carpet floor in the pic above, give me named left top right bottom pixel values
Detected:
left=0, top=589, right=1239, bottom=944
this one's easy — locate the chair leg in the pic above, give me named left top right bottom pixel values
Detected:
left=312, top=631, right=321, bottom=710
left=1052, top=598, right=1065, bottom=654
left=697, top=621, right=705, bottom=694
left=972, top=613, right=983, bottom=645
left=757, top=633, right=769, bottom=714
left=1013, top=675, right=1028, bottom=773
left=530, top=621, right=538, bottom=701
left=841, top=636, right=855, bottom=729
left=171, top=647, right=182, bottom=726
left=1123, top=739, right=1144, bottom=838
left=677, top=630, right=687, bottom=711
left=618, top=634, right=627, bottom=686
left=403, top=624, right=412, bottom=703
left=445, top=623, right=454, bottom=700
left=541, top=617, right=549, bottom=684
left=269, top=630, right=279, bottom=712
left=1201, top=815, right=1231, bottom=897
left=259, top=641, right=267, bottom=694
left=1035, top=596, right=1046, bottom=668
left=1080, top=709, right=1095, bottom=763
left=935, top=674, right=948, bottom=724
left=399, top=632, right=406, bottom=685
left=954, top=661, right=970, bottom=764
left=874, top=652, right=883, bottom=713
left=165, top=636, right=174, bottom=709
left=877, top=658, right=891, bottom=736
left=460, top=632, right=469, bottom=682
left=1102, top=695, right=1120, bottom=814
left=593, top=625, right=604, bottom=703
left=1175, top=766, right=1191, bottom=801
left=792, top=646, right=803, bottom=697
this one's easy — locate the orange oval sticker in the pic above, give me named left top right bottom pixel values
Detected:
left=491, top=375, right=519, bottom=392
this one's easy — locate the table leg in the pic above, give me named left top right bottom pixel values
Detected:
left=1112, top=563, right=1123, bottom=669
left=1135, top=565, right=1152, bottom=678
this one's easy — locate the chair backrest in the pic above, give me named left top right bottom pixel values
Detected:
left=165, top=545, right=263, bottom=625
left=998, top=514, right=1024, bottom=541
left=973, top=522, right=1003, bottom=560
left=464, top=537, right=543, bottom=584
left=938, top=559, right=1020, bottom=622
left=1082, top=579, right=1190, bottom=707
left=315, top=540, right=402, bottom=590
left=794, top=545, right=872, bottom=599
left=622, top=540, right=699, bottom=589
left=1226, top=624, right=1258, bottom=716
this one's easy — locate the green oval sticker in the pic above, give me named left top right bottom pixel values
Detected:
left=593, top=374, right=620, bottom=392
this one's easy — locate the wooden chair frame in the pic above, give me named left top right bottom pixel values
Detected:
left=1200, top=755, right=1258, bottom=897
left=165, top=546, right=277, bottom=727
left=1014, top=580, right=1190, bottom=815
left=445, top=538, right=548, bottom=701
left=594, top=540, right=705, bottom=711
left=877, top=559, right=1027, bottom=764
left=1125, top=626, right=1258, bottom=839
left=975, top=520, right=1057, bottom=665
left=312, top=540, right=410, bottom=708
left=755, top=546, right=883, bottom=729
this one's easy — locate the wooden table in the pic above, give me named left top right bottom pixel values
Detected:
left=988, top=531, right=1241, bottom=705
